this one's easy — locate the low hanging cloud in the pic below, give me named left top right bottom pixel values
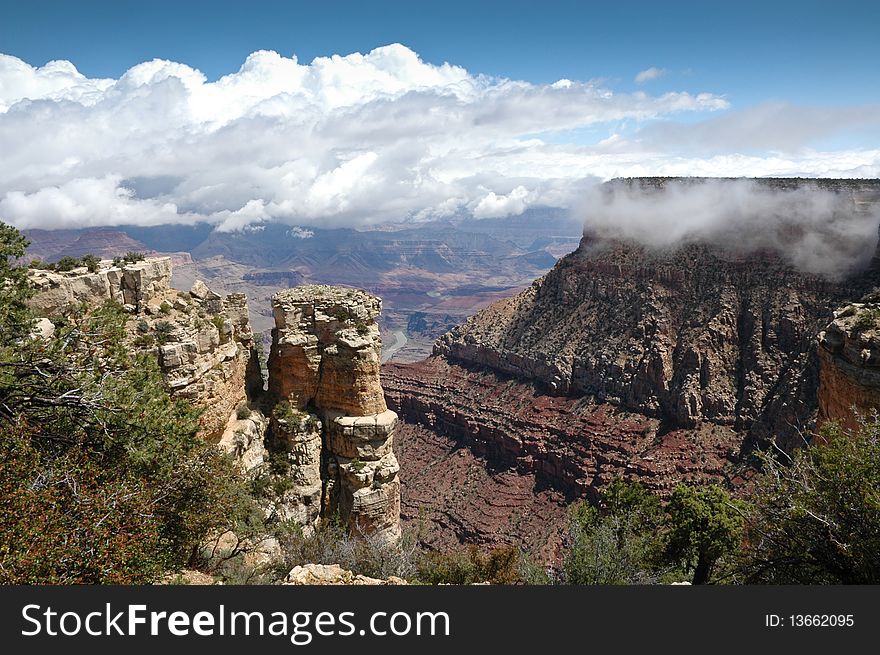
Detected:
left=634, top=101, right=880, bottom=153
left=0, top=44, right=877, bottom=232
left=578, top=179, right=880, bottom=278
left=472, top=185, right=533, bottom=218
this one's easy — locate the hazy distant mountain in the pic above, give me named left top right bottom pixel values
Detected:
left=21, top=209, right=584, bottom=360
left=23, top=228, right=152, bottom=261
left=455, top=206, right=585, bottom=249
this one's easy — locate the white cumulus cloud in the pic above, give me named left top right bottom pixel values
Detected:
left=472, top=185, right=533, bottom=218
left=0, top=44, right=876, bottom=231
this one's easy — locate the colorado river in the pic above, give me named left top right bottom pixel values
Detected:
left=381, top=330, right=408, bottom=363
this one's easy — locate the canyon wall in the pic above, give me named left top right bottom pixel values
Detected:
left=387, top=178, right=880, bottom=550
left=818, top=292, right=880, bottom=433
left=383, top=356, right=739, bottom=557
left=436, top=173, right=880, bottom=449
left=268, top=286, right=401, bottom=544
left=28, top=257, right=172, bottom=315
left=435, top=238, right=874, bottom=449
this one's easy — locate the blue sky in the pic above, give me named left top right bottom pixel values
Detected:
left=3, top=0, right=878, bottom=105
left=0, top=0, right=879, bottom=230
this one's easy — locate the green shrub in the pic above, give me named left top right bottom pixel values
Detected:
left=54, top=256, right=82, bottom=272
left=561, top=479, right=744, bottom=585
left=0, top=237, right=263, bottom=585
left=0, top=428, right=168, bottom=583
left=416, top=544, right=521, bottom=585
left=742, top=417, right=880, bottom=583
left=273, top=400, right=305, bottom=424
left=153, top=320, right=175, bottom=344
left=563, top=479, right=667, bottom=585
left=28, top=259, right=53, bottom=270
left=132, top=333, right=155, bottom=348
left=327, top=306, right=350, bottom=321
left=273, top=519, right=420, bottom=583
left=661, top=484, right=746, bottom=585
left=853, top=308, right=880, bottom=332
left=236, top=403, right=252, bottom=420
left=81, top=254, right=101, bottom=273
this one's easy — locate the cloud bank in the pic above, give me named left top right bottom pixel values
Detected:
left=580, top=179, right=880, bottom=278
left=0, top=44, right=877, bottom=231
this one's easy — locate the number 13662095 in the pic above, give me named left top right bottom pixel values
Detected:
left=765, top=614, right=854, bottom=628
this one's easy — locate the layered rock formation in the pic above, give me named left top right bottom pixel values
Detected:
left=27, top=259, right=401, bottom=549
left=217, top=409, right=269, bottom=476
left=818, top=292, right=880, bottom=432
left=435, top=178, right=880, bottom=449
left=268, top=286, right=401, bottom=544
left=268, top=286, right=386, bottom=415
left=384, top=357, right=741, bottom=555
left=155, top=283, right=257, bottom=441
left=27, top=257, right=172, bottom=315
left=435, top=239, right=874, bottom=450
left=265, top=407, right=324, bottom=526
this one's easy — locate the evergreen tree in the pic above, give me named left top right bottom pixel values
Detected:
left=0, top=223, right=33, bottom=343
left=563, top=479, right=665, bottom=584
left=0, top=221, right=261, bottom=583
left=662, top=484, right=746, bottom=585
left=743, top=419, right=880, bottom=584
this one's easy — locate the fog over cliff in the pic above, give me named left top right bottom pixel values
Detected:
left=579, top=180, right=880, bottom=279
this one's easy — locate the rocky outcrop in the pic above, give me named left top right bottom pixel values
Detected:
left=268, top=286, right=386, bottom=415
left=217, top=408, right=270, bottom=477
left=818, top=293, right=880, bottom=432
left=268, top=286, right=401, bottom=544
left=27, top=259, right=260, bottom=443
left=266, top=408, right=324, bottom=526
left=27, top=260, right=400, bottom=548
left=147, top=282, right=257, bottom=441
left=283, top=563, right=407, bottom=585
left=27, top=257, right=172, bottom=315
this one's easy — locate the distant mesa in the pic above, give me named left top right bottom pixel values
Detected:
left=242, top=270, right=305, bottom=286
